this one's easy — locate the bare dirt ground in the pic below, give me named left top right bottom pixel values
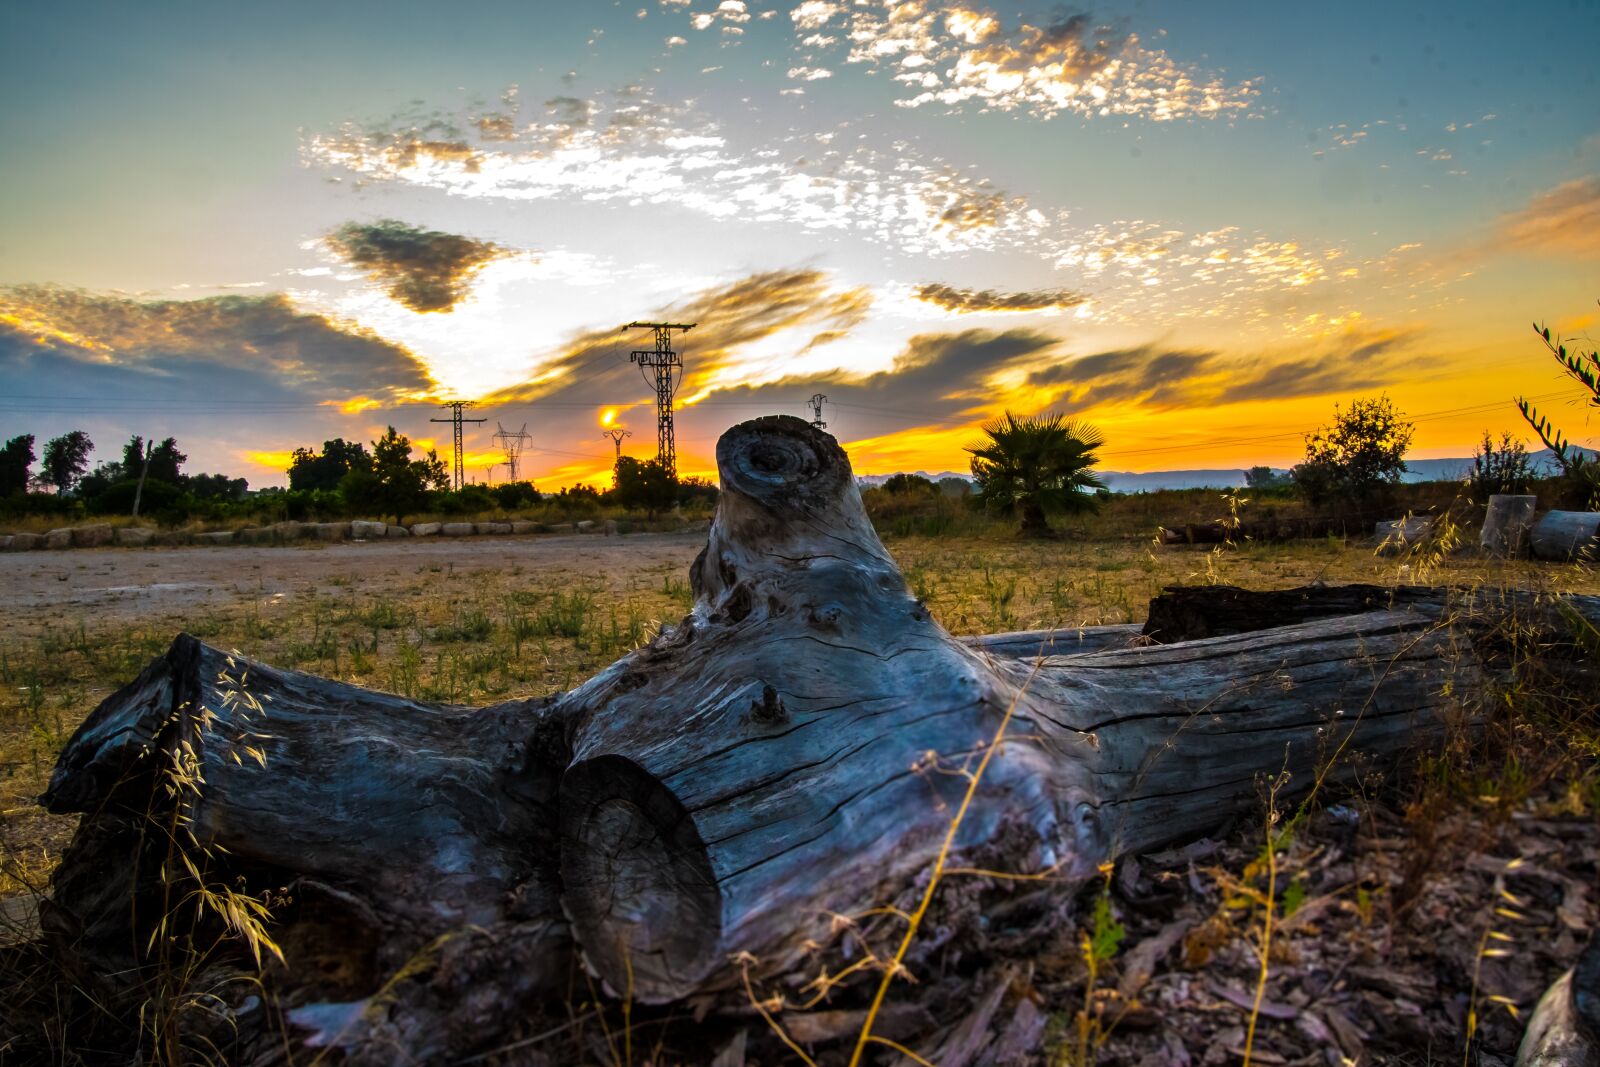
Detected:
left=0, top=530, right=708, bottom=628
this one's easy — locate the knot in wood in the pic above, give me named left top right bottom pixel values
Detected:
left=750, top=683, right=787, bottom=724
left=717, top=415, right=846, bottom=509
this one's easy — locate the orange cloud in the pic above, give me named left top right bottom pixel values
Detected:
left=1495, top=177, right=1600, bottom=260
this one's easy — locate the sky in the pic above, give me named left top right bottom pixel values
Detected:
left=1, top=0, right=1597, bottom=488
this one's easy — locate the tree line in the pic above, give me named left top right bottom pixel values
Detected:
left=0, top=431, right=248, bottom=518
left=1, top=423, right=717, bottom=525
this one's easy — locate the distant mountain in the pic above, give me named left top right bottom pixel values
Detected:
left=857, top=471, right=969, bottom=486
left=858, top=448, right=1595, bottom=495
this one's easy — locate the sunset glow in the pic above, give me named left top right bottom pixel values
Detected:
left=1, top=2, right=1596, bottom=487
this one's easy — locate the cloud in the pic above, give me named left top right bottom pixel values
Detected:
left=913, top=283, right=1089, bottom=314
left=306, top=86, right=1400, bottom=321
left=1021, top=322, right=1424, bottom=413
left=696, top=326, right=1061, bottom=427
left=304, top=88, right=1054, bottom=258
left=1495, top=177, right=1600, bottom=260
left=785, top=3, right=1261, bottom=122
left=480, top=268, right=875, bottom=406
left=324, top=219, right=506, bottom=313
left=0, top=285, right=435, bottom=401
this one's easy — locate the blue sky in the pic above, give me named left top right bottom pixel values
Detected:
left=2, top=0, right=1597, bottom=485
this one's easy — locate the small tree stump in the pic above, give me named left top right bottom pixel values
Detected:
left=1482, top=494, right=1538, bottom=556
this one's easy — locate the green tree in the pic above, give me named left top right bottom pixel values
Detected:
left=1291, top=395, right=1414, bottom=509
left=966, top=412, right=1106, bottom=536
left=341, top=426, right=436, bottom=525
left=120, top=435, right=187, bottom=486
left=417, top=447, right=450, bottom=492
left=39, top=431, right=94, bottom=495
left=187, top=473, right=249, bottom=501
left=1244, top=466, right=1290, bottom=490
left=0, top=434, right=36, bottom=496
left=880, top=473, right=936, bottom=495
left=614, top=456, right=678, bottom=517
left=288, top=438, right=371, bottom=492
left=1518, top=318, right=1600, bottom=508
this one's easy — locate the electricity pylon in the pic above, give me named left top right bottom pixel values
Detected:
left=601, top=426, right=632, bottom=460
left=601, top=427, right=632, bottom=486
left=623, top=321, right=696, bottom=475
left=809, top=393, right=828, bottom=430
left=430, top=401, right=487, bottom=490
left=492, top=422, right=531, bottom=483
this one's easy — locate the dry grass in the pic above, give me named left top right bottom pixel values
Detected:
left=3, top=528, right=1597, bottom=900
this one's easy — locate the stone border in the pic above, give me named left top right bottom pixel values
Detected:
left=0, top=516, right=712, bottom=552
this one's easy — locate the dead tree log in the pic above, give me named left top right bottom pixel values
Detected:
left=1531, top=511, right=1600, bottom=562
left=1518, top=930, right=1600, bottom=1066
left=35, top=415, right=1600, bottom=1060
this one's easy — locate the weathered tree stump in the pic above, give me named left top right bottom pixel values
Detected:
left=32, top=415, right=1600, bottom=1062
left=1483, top=494, right=1539, bottom=556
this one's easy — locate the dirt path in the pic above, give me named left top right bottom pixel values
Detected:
left=0, top=531, right=708, bottom=631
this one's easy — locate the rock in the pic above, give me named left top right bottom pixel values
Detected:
left=575, top=520, right=596, bottom=533
left=603, top=519, right=619, bottom=536
left=114, top=527, right=155, bottom=547
left=474, top=522, right=513, bottom=536
left=350, top=520, right=388, bottom=540
left=272, top=521, right=306, bottom=541
left=0, top=535, right=10, bottom=551
left=314, top=522, right=351, bottom=542
left=410, top=522, right=442, bottom=537
left=1374, top=516, right=1436, bottom=555
left=44, top=528, right=73, bottom=549
left=72, top=525, right=114, bottom=548
left=154, top=530, right=192, bottom=546
left=5, top=532, right=43, bottom=551
left=236, top=526, right=275, bottom=544
left=195, top=531, right=235, bottom=545
left=441, top=522, right=475, bottom=537
left=510, top=521, right=538, bottom=535
left=385, top=524, right=411, bottom=538
left=545, top=523, right=574, bottom=535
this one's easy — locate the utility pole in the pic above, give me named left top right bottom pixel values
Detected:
left=623, top=321, right=696, bottom=476
left=809, top=393, right=828, bottom=431
left=131, top=438, right=152, bottom=519
left=430, top=401, right=487, bottom=491
left=491, top=422, right=531, bottom=484
left=601, top=426, right=632, bottom=487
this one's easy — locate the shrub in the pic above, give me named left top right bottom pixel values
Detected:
left=1469, top=432, right=1534, bottom=501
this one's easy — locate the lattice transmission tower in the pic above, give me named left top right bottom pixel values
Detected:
left=601, top=427, right=632, bottom=486
left=623, top=321, right=696, bottom=475
left=430, top=401, right=487, bottom=490
left=492, top=422, right=531, bottom=483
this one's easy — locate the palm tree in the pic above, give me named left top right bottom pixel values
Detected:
left=966, top=412, right=1106, bottom=536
